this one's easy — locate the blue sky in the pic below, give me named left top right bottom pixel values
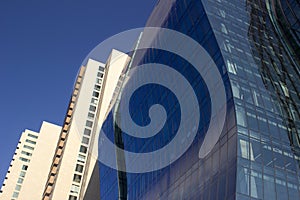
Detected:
left=0, top=0, right=156, bottom=186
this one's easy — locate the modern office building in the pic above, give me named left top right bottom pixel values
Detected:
left=98, top=0, right=300, bottom=200
left=0, top=121, right=61, bottom=200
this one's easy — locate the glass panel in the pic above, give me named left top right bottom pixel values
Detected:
left=236, top=105, right=247, bottom=127
left=237, top=165, right=250, bottom=195
left=73, top=174, right=82, bottom=183
left=82, top=137, right=89, bottom=145
left=83, top=128, right=91, bottom=136
left=70, top=184, right=79, bottom=194
left=75, top=164, right=84, bottom=173
left=77, top=154, right=85, bottom=163
left=15, top=185, right=21, bottom=191
left=263, top=174, right=276, bottom=199
left=79, top=146, right=87, bottom=154
left=250, top=170, right=263, bottom=199
left=28, top=133, right=38, bottom=139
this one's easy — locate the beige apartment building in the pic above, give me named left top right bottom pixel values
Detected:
left=0, top=121, right=61, bottom=200
left=0, top=49, right=130, bottom=200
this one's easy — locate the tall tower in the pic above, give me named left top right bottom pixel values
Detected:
left=42, top=49, right=130, bottom=200
left=98, top=0, right=300, bottom=199
left=0, top=121, right=61, bottom=200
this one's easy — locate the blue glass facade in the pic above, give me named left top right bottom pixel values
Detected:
left=98, top=0, right=300, bottom=199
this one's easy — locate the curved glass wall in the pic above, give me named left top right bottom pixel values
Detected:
left=98, top=0, right=300, bottom=199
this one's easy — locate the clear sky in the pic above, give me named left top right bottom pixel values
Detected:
left=0, top=0, right=156, bottom=186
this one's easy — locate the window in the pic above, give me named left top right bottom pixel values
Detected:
left=15, top=185, right=21, bottom=191
left=97, top=72, right=104, bottom=78
left=236, top=105, right=247, bottom=127
left=238, top=137, right=249, bottom=159
left=12, top=192, right=19, bottom=198
left=83, top=128, right=91, bottom=136
left=23, top=145, right=34, bottom=150
left=82, top=137, right=89, bottom=145
left=73, top=174, right=82, bottom=183
left=263, top=174, right=276, bottom=199
left=247, top=111, right=258, bottom=129
left=21, top=151, right=32, bottom=156
left=98, top=66, right=104, bottom=72
left=87, top=112, right=94, bottom=119
left=28, top=133, right=38, bottom=139
left=221, top=23, right=228, bottom=34
left=79, top=146, right=87, bottom=154
left=75, top=164, right=84, bottom=173
left=86, top=120, right=93, bottom=128
left=94, top=85, right=101, bottom=91
left=70, top=184, right=79, bottom=194
left=77, top=155, right=85, bottom=163
left=279, top=81, right=289, bottom=97
left=19, top=171, right=26, bottom=178
left=92, top=91, right=99, bottom=98
left=25, top=139, right=36, bottom=145
left=17, top=178, right=23, bottom=184
left=252, top=90, right=264, bottom=107
left=19, top=157, right=30, bottom=162
left=22, top=165, right=28, bottom=171
left=237, top=166, right=249, bottom=195
left=91, top=98, right=98, bottom=105
left=96, top=78, right=102, bottom=84
left=226, top=59, right=237, bottom=74
left=250, top=170, right=263, bottom=198
left=231, top=81, right=241, bottom=98
left=89, top=105, right=96, bottom=112
left=69, top=195, right=77, bottom=200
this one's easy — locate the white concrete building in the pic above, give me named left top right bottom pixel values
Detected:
left=42, top=49, right=130, bottom=200
left=0, top=121, right=61, bottom=200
